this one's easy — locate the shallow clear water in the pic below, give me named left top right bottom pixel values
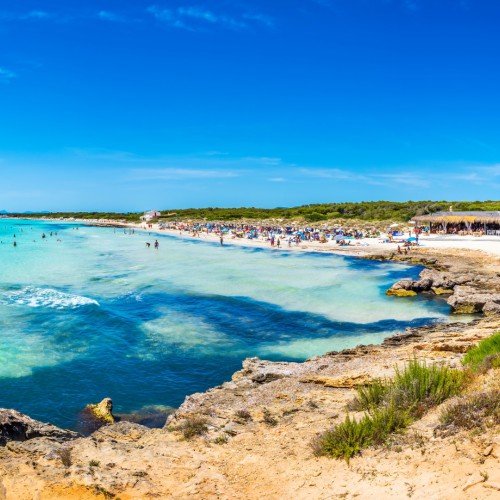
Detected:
left=0, top=219, right=450, bottom=429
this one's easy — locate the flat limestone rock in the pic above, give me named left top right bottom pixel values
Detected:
left=300, top=374, right=372, bottom=388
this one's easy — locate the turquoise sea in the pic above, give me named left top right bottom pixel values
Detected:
left=0, top=219, right=450, bottom=430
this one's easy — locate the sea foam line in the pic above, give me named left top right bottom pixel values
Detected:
left=0, top=287, right=99, bottom=309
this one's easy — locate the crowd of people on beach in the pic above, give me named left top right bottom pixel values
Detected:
left=153, top=221, right=381, bottom=246
left=148, top=221, right=426, bottom=249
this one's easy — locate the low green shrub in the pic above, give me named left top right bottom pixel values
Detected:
left=348, top=378, right=389, bottom=411
left=351, top=357, right=464, bottom=415
left=312, top=414, right=372, bottom=461
left=316, top=358, right=465, bottom=461
left=463, top=333, right=500, bottom=372
left=313, top=404, right=412, bottom=462
left=392, top=357, right=464, bottom=413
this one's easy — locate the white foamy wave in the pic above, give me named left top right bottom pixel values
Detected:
left=0, top=287, right=99, bottom=309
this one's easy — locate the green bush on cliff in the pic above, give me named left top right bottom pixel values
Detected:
left=462, top=333, right=500, bottom=372
left=348, top=378, right=388, bottom=411
left=315, top=358, right=465, bottom=461
left=313, top=404, right=411, bottom=462
left=391, top=358, right=465, bottom=413
left=351, top=358, right=464, bottom=415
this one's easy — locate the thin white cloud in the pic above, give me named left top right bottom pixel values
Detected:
left=243, top=156, right=284, bottom=166
left=372, top=173, right=430, bottom=188
left=25, top=10, right=52, bottom=19
left=298, top=168, right=367, bottom=181
left=147, top=5, right=270, bottom=31
left=178, top=7, right=217, bottom=23
left=0, top=67, right=16, bottom=82
left=465, top=163, right=500, bottom=181
left=268, top=177, right=286, bottom=182
left=98, top=11, right=125, bottom=23
left=299, top=162, right=500, bottom=189
left=129, top=168, right=240, bottom=181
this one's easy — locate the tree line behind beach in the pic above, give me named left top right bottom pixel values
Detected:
left=8, top=200, right=500, bottom=223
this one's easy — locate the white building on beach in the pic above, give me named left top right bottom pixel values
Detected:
left=140, top=210, right=161, bottom=222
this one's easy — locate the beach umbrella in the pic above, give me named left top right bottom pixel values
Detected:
left=389, top=223, right=400, bottom=228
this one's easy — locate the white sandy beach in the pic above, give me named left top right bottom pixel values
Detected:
left=95, top=220, right=500, bottom=258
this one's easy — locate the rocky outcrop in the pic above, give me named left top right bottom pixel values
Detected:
left=386, top=265, right=500, bottom=315
left=386, top=269, right=474, bottom=298
left=447, top=286, right=500, bottom=315
left=235, top=357, right=296, bottom=385
left=0, top=409, right=80, bottom=446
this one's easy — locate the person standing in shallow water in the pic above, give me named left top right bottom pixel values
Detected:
left=220, top=235, right=223, bottom=246
left=154, top=240, right=159, bottom=249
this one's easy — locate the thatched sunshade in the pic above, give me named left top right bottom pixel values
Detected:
left=413, top=211, right=500, bottom=224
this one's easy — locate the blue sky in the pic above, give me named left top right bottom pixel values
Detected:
left=0, top=0, right=499, bottom=211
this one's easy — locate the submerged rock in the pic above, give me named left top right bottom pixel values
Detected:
left=0, top=409, right=80, bottom=446
left=115, top=405, right=175, bottom=428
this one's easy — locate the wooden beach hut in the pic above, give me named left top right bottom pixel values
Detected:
left=412, top=211, right=500, bottom=235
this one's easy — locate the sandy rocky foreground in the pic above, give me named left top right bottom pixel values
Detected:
left=0, top=246, right=499, bottom=499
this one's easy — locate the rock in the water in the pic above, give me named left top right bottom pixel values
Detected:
left=0, top=409, right=80, bottom=446
left=79, top=398, right=116, bottom=434
left=386, top=287, right=417, bottom=297
left=89, top=398, right=115, bottom=423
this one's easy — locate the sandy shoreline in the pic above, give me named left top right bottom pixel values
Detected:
left=85, top=219, right=500, bottom=258
left=8, top=216, right=500, bottom=258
